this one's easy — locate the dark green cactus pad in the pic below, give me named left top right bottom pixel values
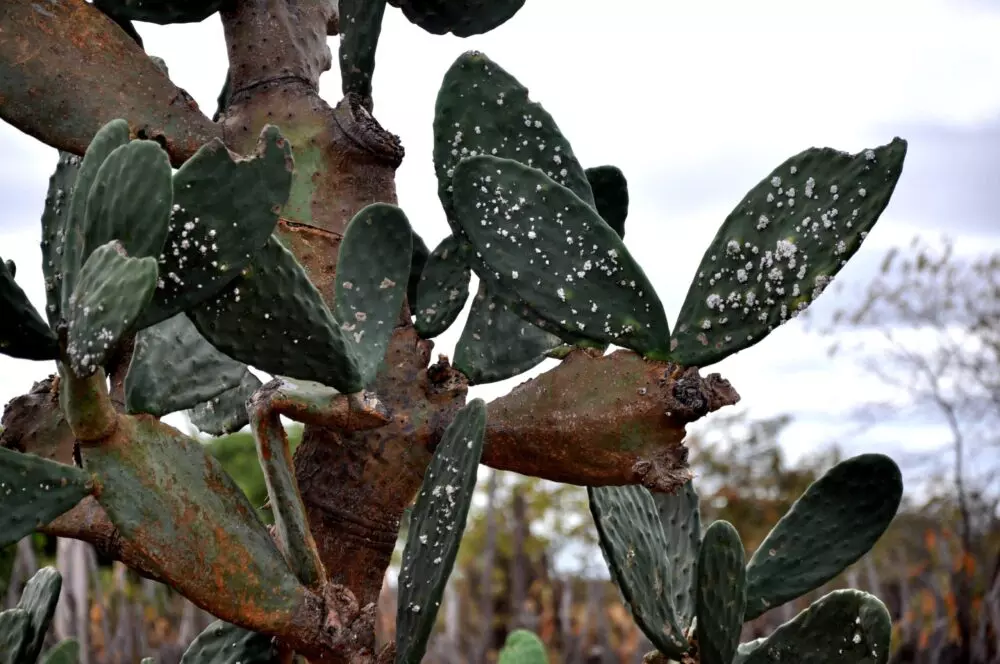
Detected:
left=433, top=51, right=594, bottom=234
left=189, top=236, right=364, bottom=394
left=180, top=620, right=276, bottom=663
left=188, top=371, right=262, bottom=436
left=744, top=453, right=903, bottom=621
left=93, top=0, right=228, bottom=24
left=696, top=521, right=746, bottom=664
left=498, top=629, right=549, bottom=664
left=413, top=234, right=471, bottom=339
left=670, top=139, right=908, bottom=368
left=407, top=230, right=430, bottom=307
left=396, top=399, right=487, bottom=664
left=333, top=203, right=413, bottom=386
left=0, top=447, right=94, bottom=548
left=0, top=608, right=31, bottom=664
left=140, top=126, right=294, bottom=329
left=391, top=0, right=525, bottom=37
left=738, top=590, right=892, bottom=664
left=60, top=119, right=131, bottom=318
left=454, top=281, right=560, bottom=385
left=18, top=567, right=63, bottom=662
left=451, top=155, right=672, bottom=358
left=40, top=152, right=81, bottom=327
left=65, top=241, right=158, bottom=377
left=653, top=479, right=701, bottom=628
left=587, top=484, right=689, bottom=658
left=586, top=166, right=629, bottom=239
left=0, top=545, right=15, bottom=598
left=125, top=313, right=248, bottom=417
left=0, top=257, right=58, bottom=360
left=39, top=639, right=80, bottom=664
left=339, top=0, right=387, bottom=100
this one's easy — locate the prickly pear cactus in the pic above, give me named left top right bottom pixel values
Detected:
left=93, top=0, right=228, bottom=24
left=652, top=478, right=701, bottom=628
left=498, top=629, right=549, bottom=664
left=187, top=371, right=263, bottom=436
left=389, top=0, right=525, bottom=37
left=1, top=257, right=58, bottom=361
left=179, top=620, right=277, bottom=664
left=17, top=567, right=63, bottom=663
left=38, top=639, right=80, bottom=664
left=585, top=165, right=630, bottom=239
left=339, top=0, right=387, bottom=100
left=413, top=234, right=471, bottom=339
left=695, top=521, right=746, bottom=664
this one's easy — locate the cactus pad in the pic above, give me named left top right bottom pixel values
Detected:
left=125, top=313, right=248, bottom=417
left=454, top=281, right=560, bottom=384
left=188, top=371, right=262, bottom=436
left=653, top=479, right=701, bottom=628
left=93, top=0, right=228, bottom=24
left=396, top=399, right=487, bottom=664
left=451, top=155, right=672, bottom=358
left=333, top=203, right=413, bottom=386
left=413, top=234, right=471, bottom=339
left=180, top=620, right=276, bottom=663
left=141, top=126, right=294, bottom=328
left=407, top=230, right=430, bottom=307
left=0, top=257, right=58, bottom=360
left=585, top=166, right=629, bottom=239
left=744, top=453, right=902, bottom=621
left=0, top=447, right=94, bottom=548
left=18, top=567, right=63, bottom=662
left=391, top=0, right=525, bottom=37
left=40, top=152, right=80, bottom=327
left=498, top=629, right=549, bottom=664
left=190, top=236, right=364, bottom=394
left=39, top=639, right=80, bottom=664
left=696, top=521, right=746, bottom=664
left=738, top=590, right=891, bottom=664
left=587, top=484, right=689, bottom=658
left=0, top=608, right=31, bottom=664
left=65, top=241, right=158, bottom=377
left=339, top=0, right=387, bottom=100
left=670, top=139, right=908, bottom=368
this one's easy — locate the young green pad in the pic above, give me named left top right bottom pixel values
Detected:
left=670, top=139, right=908, bottom=368
left=738, top=590, right=891, bottom=664
left=0, top=257, right=58, bottom=361
left=696, top=521, right=746, bottom=664
left=180, top=620, right=276, bottom=664
left=40, top=152, right=81, bottom=327
left=454, top=281, right=561, bottom=385
left=0, top=447, right=95, bottom=548
left=140, top=125, right=294, bottom=328
left=452, top=155, right=672, bottom=358
left=333, top=203, right=413, bottom=387
left=188, top=371, right=263, bottom=437
left=93, top=0, right=228, bottom=24
left=653, top=479, right=702, bottom=628
left=744, top=453, right=903, bottom=621
left=125, top=313, right=249, bottom=417
left=18, top=567, right=63, bottom=663
left=39, top=639, right=80, bottom=664
left=587, top=484, right=689, bottom=658
left=339, top=0, right=387, bottom=100
left=413, top=233, right=471, bottom=339
left=0, top=608, right=31, bottom=664
left=65, top=241, right=158, bottom=378
left=392, top=0, right=525, bottom=38
left=395, top=399, right=487, bottom=664
left=585, top=166, right=629, bottom=239
left=190, top=236, right=364, bottom=394
left=498, top=629, right=549, bottom=664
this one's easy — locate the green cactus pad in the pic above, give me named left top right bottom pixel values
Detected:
left=188, top=371, right=262, bottom=436
left=40, top=639, right=80, bottom=664
left=451, top=155, right=672, bottom=358
left=434, top=51, right=594, bottom=234
left=93, top=0, right=228, bottom=24
left=141, top=126, right=294, bottom=328
left=396, top=399, right=487, bottom=664
left=585, top=166, right=629, bottom=239
left=0, top=257, right=58, bottom=360
left=333, top=203, right=413, bottom=387
left=40, top=152, right=81, bottom=327
left=65, top=241, right=158, bottom=377
left=653, top=479, right=701, bottom=628
left=454, top=281, right=560, bottom=385
left=587, top=484, right=689, bottom=658
left=339, top=0, right=387, bottom=100
left=670, top=139, right=908, bottom=368
left=744, top=453, right=902, bottom=621
left=18, top=567, right=63, bottom=662
left=0, top=608, right=31, bottom=664
left=407, top=230, right=430, bottom=307
left=60, top=119, right=131, bottom=318
left=696, top=521, right=746, bottom=664
left=391, top=0, right=525, bottom=37
left=0, top=447, right=94, bottom=548
left=498, top=629, right=549, bottom=664
left=413, top=234, right=471, bottom=339
left=190, top=236, right=364, bottom=394
left=738, top=590, right=892, bottom=664
left=180, top=620, right=276, bottom=663
left=125, top=313, right=248, bottom=417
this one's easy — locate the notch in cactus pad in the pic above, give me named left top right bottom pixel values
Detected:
left=451, top=155, right=672, bottom=358
left=392, top=0, right=525, bottom=37
left=498, top=629, right=549, bottom=664
left=586, top=166, right=629, bottom=239
left=696, top=521, right=746, bottom=664
left=180, top=620, right=276, bottom=663
left=587, top=484, right=689, bottom=658
left=670, top=139, right=907, bottom=368
left=1, top=257, right=58, bottom=361
left=396, top=399, right=487, bottom=664
left=744, top=453, right=902, bottom=621
left=0, top=448, right=95, bottom=548
left=413, top=234, right=472, bottom=339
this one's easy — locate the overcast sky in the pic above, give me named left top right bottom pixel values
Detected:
left=2, top=0, right=1000, bottom=492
